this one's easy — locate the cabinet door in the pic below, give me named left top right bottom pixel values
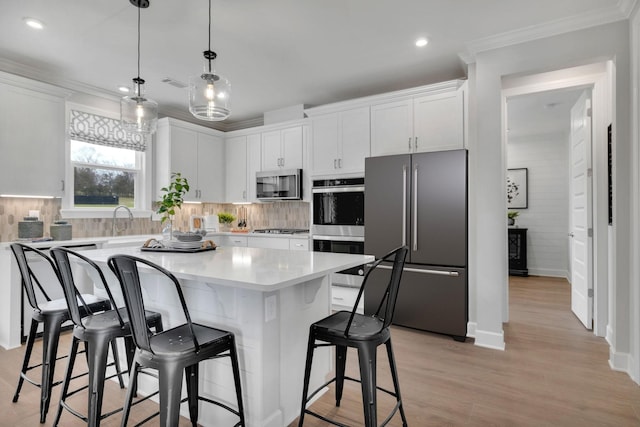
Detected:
left=246, top=134, right=262, bottom=202
left=311, top=113, right=339, bottom=175
left=289, top=238, right=309, bottom=251
left=413, top=90, right=464, bottom=153
left=197, top=132, right=224, bottom=202
left=0, top=84, right=65, bottom=196
left=247, top=236, right=290, bottom=250
left=225, top=136, right=247, bottom=202
left=169, top=126, right=199, bottom=201
left=339, top=107, right=370, bottom=174
left=281, top=126, right=303, bottom=169
left=370, top=99, right=413, bottom=156
left=261, top=130, right=282, bottom=170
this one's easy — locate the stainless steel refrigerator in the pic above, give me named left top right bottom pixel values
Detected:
left=364, top=149, right=467, bottom=340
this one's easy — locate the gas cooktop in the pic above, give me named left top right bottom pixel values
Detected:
left=253, top=228, right=309, bottom=234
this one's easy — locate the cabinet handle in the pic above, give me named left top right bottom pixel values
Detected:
left=243, top=190, right=246, bottom=200
left=378, top=264, right=460, bottom=277
left=408, top=137, right=412, bottom=151
left=402, top=164, right=407, bottom=247
left=415, top=137, right=418, bottom=150
left=413, top=164, right=418, bottom=252
left=334, top=159, right=337, bottom=169
left=338, top=158, right=343, bottom=168
left=61, top=179, right=65, bottom=191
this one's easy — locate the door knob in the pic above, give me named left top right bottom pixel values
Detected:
left=568, top=232, right=575, bottom=237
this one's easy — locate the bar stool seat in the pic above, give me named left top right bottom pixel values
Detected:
left=299, top=246, right=409, bottom=427
left=50, top=247, right=163, bottom=427
left=10, top=243, right=112, bottom=424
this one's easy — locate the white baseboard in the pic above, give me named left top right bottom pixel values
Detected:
left=473, top=328, right=505, bottom=350
left=467, top=321, right=477, bottom=338
left=526, top=268, right=569, bottom=279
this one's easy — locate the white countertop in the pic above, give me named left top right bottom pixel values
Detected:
left=83, top=245, right=372, bottom=292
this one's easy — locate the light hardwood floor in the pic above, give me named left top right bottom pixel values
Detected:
left=2, top=276, right=639, bottom=426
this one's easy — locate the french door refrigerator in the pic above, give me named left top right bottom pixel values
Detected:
left=364, top=149, right=467, bottom=340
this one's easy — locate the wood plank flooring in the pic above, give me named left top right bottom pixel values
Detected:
left=1, top=276, right=639, bottom=426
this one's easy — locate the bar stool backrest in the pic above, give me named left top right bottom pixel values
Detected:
left=107, top=254, right=200, bottom=354
left=10, top=243, right=60, bottom=312
left=50, top=247, right=125, bottom=329
left=345, top=245, right=408, bottom=337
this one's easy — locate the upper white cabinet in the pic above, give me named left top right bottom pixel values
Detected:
left=0, top=78, right=69, bottom=197
left=155, top=118, right=224, bottom=203
left=310, top=106, right=370, bottom=176
left=370, top=81, right=466, bottom=156
left=261, top=125, right=303, bottom=170
left=225, top=133, right=261, bottom=203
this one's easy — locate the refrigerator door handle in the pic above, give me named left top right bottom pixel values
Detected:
left=377, top=264, right=460, bottom=277
left=413, top=164, right=418, bottom=251
left=402, top=164, right=407, bottom=247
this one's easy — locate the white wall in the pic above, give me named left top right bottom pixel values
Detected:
left=507, top=132, right=570, bottom=278
left=470, top=20, right=631, bottom=355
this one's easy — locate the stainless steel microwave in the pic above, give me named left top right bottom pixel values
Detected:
left=256, top=169, right=303, bottom=201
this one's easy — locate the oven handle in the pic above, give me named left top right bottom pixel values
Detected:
left=312, top=186, right=365, bottom=194
left=312, top=235, right=365, bottom=242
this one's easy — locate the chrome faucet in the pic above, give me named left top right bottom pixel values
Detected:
left=112, top=205, right=134, bottom=236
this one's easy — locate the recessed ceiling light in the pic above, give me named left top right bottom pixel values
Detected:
left=118, top=86, right=131, bottom=93
left=415, top=37, right=428, bottom=47
left=23, top=17, right=44, bottom=30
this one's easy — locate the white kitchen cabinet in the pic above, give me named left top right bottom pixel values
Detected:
left=311, top=106, right=370, bottom=176
left=331, top=285, right=364, bottom=313
left=248, top=236, right=290, bottom=250
left=155, top=118, right=224, bottom=202
left=0, top=79, right=69, bottom=197
left=215, top=235, right=248, bottom=247
left=289, top=238, right=309, bottom=251
left=370, top=81, right=466, bottom=156
left=225, top=133, right=261, bottom=203
left=261, top=125, right=303, bottom=170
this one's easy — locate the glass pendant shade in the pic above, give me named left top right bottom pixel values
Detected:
left=189, top=58, right=231, bottom=121
left=121, top=78, right=158, bottom=134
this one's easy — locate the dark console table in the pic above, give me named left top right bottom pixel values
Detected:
left=508, top=227, right=528, bottom=276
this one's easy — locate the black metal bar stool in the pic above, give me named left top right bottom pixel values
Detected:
left=9, top=243, right=112, bottom=424
left=108, top=254, right=245, bottom=427
left=50, top=247, right=163, bottom=427
left=298, top=246, right=409, bottom=427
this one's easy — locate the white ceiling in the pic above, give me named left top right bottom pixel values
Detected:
left=0, top=0, right=633, bottom=131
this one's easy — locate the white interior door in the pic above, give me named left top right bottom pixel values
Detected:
left=569, top=90, right=593, bottom=329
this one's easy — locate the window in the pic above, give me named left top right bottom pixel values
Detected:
left=63, top=108, right=152, bottom=217
left=70, top=140, right=139, bottom=208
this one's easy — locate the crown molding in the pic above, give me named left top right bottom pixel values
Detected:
left=461, top=0, right=636, bottom=63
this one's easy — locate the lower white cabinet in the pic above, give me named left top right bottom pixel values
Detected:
left=331, top=285, right=363, bottom=313
left=215, top=235, right=248, bottom=247
left=248, top=236, right=289, bottom=250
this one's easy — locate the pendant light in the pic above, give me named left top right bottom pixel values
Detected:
left=121, top=0, right=158, bottom=134
left=189, top=0, right=231, bottom=121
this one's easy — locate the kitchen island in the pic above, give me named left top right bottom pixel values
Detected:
left=81, top=245, right=374, bottom=427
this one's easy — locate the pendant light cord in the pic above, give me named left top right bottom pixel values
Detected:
left=137, top=4, right=141, bottom=81
left=207, top=0, right=212, bottom=73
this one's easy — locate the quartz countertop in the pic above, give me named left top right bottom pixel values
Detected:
left=82, top=245, right=372, bottom=292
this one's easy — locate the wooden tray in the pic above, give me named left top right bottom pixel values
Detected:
left=140, top=245, right=216, bottom=254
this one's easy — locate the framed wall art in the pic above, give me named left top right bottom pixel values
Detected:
left=507, top=168, right=528, bottom=209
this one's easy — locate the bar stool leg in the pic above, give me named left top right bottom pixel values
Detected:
left=386, top=339, right=408, bottom=426
left=40, top=315, right=65, bottom=423
left=185, top=364, right=199, bottom=427
left=120, top=361, right=140, bottom=427
left=229, top=337, right=245, bottom=426
left=53, top=337, right=81, bottom=426
left=298, top=333, right=316, bottom=427
left=86, top=337, right=111, bottom=427
left=13, top=319, right=38, bottom=402
left=159, top=363, right=185, bottom=426
left=357, top=344, right=378, bottom=427
left=335, top=345, right=347, bottom=406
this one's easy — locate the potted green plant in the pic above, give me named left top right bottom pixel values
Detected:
left=157, top=172, right=190, bottom=239
left=508, top=210, right=519, bottom=226
left=217, top=212, right=236, bottom=231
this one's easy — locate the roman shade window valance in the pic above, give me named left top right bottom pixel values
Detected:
left=69, top=110, right=147, bottom=152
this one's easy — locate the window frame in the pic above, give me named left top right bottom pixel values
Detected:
left=61, top=103, right=154, bottom=219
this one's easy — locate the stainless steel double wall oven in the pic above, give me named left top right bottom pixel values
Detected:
left=311, top=177, right=365, bottom=287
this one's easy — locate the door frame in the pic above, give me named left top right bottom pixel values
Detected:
left=501, top=62, right=612, bottom=337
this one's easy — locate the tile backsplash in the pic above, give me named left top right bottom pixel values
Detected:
left=0, top=198, right=310, bottom=242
